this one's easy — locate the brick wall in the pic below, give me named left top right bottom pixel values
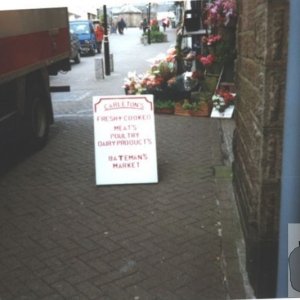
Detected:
left=233, top=0, right=289, bottom=297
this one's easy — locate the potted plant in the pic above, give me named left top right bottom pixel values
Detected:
left=123, top=71, right=147, bottom=95
left=203, top=0, right=237, bottom=81
left=175, top=99, right=193, bottom=116
left=174, top=98, right=211, bottom=117
left=174, top=68, right=217, bottom=117
left=204, top=0, right=237, bottom=30
left=141, top=19, right=168, bottom=44
left=191, top=92, right=213, bottom=117
left=154, top=99, right=175, bottom=114
left=212, top=88, right=235, bottom=113
left=124, top=48, right=178, bottom=97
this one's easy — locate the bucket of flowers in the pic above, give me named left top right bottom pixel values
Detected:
left=211, top=86, right=236, bottom=118
left=202, top=34, right=222, bottom=56
left=123, top=71, right=147, bottom=95
left=124, top=48, right=178, bottom=99
left=204, top=0, right=237, bottom=29
left=197, top=53, right=223, bottom=76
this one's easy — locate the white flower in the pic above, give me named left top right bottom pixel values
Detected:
left=212, top=94, right=220, bottom=102
left=127, top=71, right=136, bottom=79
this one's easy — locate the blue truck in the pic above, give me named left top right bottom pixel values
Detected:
left=69, top=19, right=97, bottom=56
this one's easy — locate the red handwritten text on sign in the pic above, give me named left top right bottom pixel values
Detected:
left=93, top=95, right=158, bottom=185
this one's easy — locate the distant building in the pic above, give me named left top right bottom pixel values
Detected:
left=113, top=4, right=142, bottom=27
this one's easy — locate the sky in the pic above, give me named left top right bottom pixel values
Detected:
left=0, top=0, right=170, bottom=10
left=0, top=0, right=175, bottom=18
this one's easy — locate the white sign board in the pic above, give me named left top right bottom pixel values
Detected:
left=93, top=95, right=158, bottom=185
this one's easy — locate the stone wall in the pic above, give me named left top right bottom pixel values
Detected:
left=233, top=0, right=289, bottom=297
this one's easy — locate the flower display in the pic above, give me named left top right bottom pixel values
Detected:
left=123, top=1, right=237, bottom=118
left=151, top=60, right=176, bottom=82
left=123, top=71, right=147, bottom=95
left=150, top=18, right=159, bottom=27
left=166, top=47, right=177, bottom=58
left=202, top=34, right=222, bottom=46
left=205, top=0, right=237, bottom=28
left=212, top=88, right=235, bottom=112
left=143, top=74, right=165, bottom=89
left=201, top=32, right=234, bottom=66
left=124, top=48, right=178, bottom=94
left=197, top=54, right=216, bottom=66
left=146, top=49, right=177, bottom=85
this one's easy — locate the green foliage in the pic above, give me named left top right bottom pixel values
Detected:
left=212, top=40, right=235, bottom=64
left=150, top=31, right=166, bottom=43
left=181, top=100, right=201, bottom=111
left=151, top=24, right=160, bottom=32
left=142, top=29, right=166, bottom=43
left=155, top=100, right=175, bottom=109
left=152, top=61, right=175, bottom=79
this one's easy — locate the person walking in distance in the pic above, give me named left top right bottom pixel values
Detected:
left=95, top=24, right=104, bottom=53
left=141, top=18, right=148, bottom=34
left=117, top=17, right=126, bottom=35
left=162, top=18, right=169, bottom=32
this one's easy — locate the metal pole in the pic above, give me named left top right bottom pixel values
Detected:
left=276, top=0, right=300, bottom=297
left=103, top=5, right=110, bottom=76
left=147, top=2, right=151, bottom=45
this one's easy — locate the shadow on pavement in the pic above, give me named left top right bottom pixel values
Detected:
left=0, top=143, right=36, bottom=177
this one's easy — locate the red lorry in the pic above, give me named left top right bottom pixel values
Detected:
left=0, top=7, right=70, bottom=150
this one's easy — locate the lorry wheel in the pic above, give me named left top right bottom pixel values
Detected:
left=74, top=52, right=81, bottom=64
left=90, top=47, right=96, bottom=56
left=26, top=85, right=50, bottom=150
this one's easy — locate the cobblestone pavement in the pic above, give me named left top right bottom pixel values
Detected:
left=0, top=28, right=247, bottom=300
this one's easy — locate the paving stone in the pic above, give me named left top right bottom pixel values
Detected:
left=51, top=280, right=78, bottom=298
left=75, top=281, right=105, bottom=299
left=0, top=28, right=247, bottom=300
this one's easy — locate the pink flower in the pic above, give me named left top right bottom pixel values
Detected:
left=205, top=34, right=222, bottom=45
left=197, top=54, right=216, bottom=66
left=205, top=0, right=237, bottom=27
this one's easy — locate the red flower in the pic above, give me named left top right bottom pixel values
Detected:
left=197, top=54, right=216, bottom=66
left=216, top=88, right=235, bottom=104
left=207, top=34, right=222, bottom=45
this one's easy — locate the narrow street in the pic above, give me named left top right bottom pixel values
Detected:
left=50, top=27, right=177, bottom=118
left=0, top=27, right=248, bottom=300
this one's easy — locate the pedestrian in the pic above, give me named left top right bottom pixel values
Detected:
left=117, top=18, right=126, bottom=35
left=141, top=18, right=148, bottom=34
left=95, top=24, right=104, bottom=53
left=110, top=21, right=117, bottom=34
left=162, top=18, right=169, bottom=32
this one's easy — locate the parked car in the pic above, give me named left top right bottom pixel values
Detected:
left=69, top=33, right=81, bottom=64
left=69, top=20, right=97, bottom=56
